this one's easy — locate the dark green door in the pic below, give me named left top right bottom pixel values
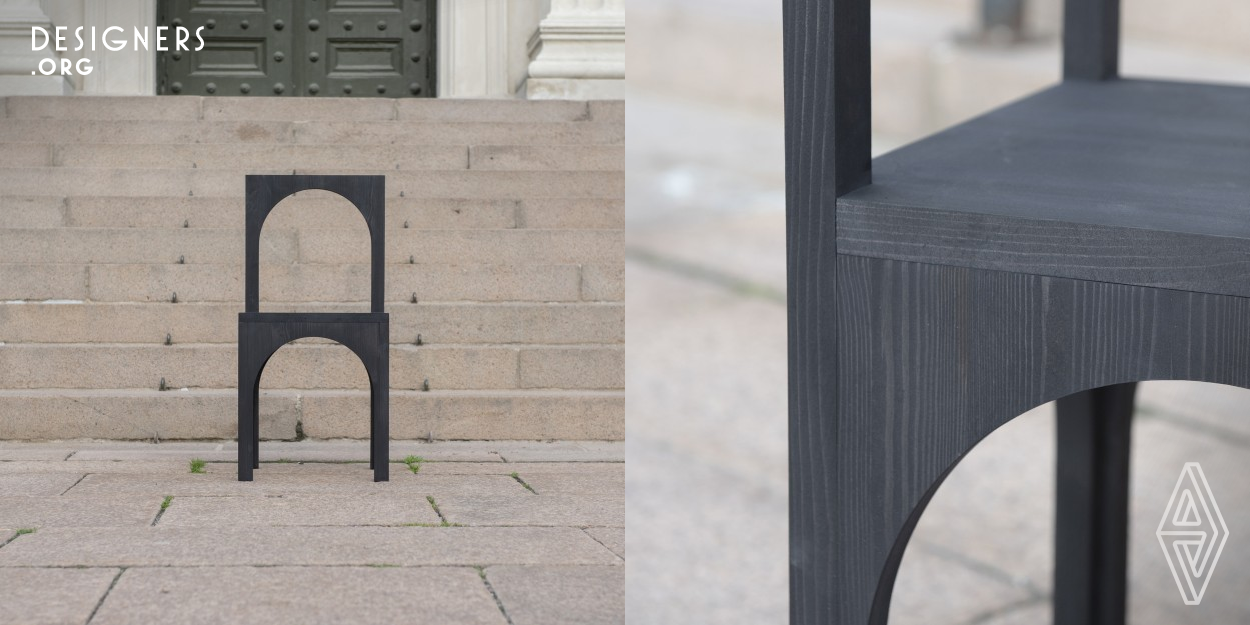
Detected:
left=158, top=0, right=435, bottom=97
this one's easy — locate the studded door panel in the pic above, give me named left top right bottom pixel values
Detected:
left=158, top=0, right=435, bottom=97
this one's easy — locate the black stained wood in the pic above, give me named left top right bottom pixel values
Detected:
left=245, top=175, right=386, bottom=313
left=782, top=0, right=869, bottom=621
left=240, top=175, right=389, bottom=482
left=817, top=255, right=1250, bottom=624
left=838, top=79, right=1250, bottom=298
left=786, top=0, right=1249, bottom=620
left=1054, top=383, right=1136, bottom=625
left=1063, top=0, right=1120, bottom=80
left=239, top=314, right=389, bottom=482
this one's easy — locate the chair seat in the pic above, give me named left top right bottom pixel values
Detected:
left=240, top=312, right=389, bottom=324
left=838, top=79, right=1250, bottom=298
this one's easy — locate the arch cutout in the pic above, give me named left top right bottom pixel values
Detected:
left=245, top=175, right=385, bottom=313
left=251, top=335, right=381, bottom=400
left=866, top=378, right=1250, bottom=624
left=258, top=189, right=374, bottom=313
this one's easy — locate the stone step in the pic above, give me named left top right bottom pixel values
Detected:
left=0, top=228, right=621, bottom=265
left=3, top=96, right=621, bottom=124
left=0, top=120, right=622, bottom=145
left=0, top=262, right=621, bottom=303
left=0, top=388, right=624, bottom=440
left=0, top=344, right=623, bottom=391
left=0, top=196, right=622, bottom=230
left=0, top=302, right=623, bottom=345
left=48, top=143, right=622, bottom=171
left=0, top=168, right=624, bottom=198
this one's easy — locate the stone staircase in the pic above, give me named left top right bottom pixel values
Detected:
left=0, top=96, right=624, bottom=442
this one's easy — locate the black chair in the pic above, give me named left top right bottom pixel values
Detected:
left=238, top=175, right=389, bottom=482
left=784, top=0, right=1248, bottom=622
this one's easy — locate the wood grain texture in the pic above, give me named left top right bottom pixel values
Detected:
left=838, top=202, right=1250, bottom=299
left=783, top=0, right=871, bottom=621
left=842, top=80, right=1250, bottom=239
left=838, top=79, right=1250, bottom=299
left=1063, top=0, right=1120, bottom=80
left=810, top=254, right=1250, bottom=623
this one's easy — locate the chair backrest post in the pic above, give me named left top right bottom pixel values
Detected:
left=1063, top=0, right=1121, bottom=81
left=784, top=0, right=873, bottom=203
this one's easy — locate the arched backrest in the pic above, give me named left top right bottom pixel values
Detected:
left=783, top=0, right=1122, bottom=200
left=245, top=175, right=386, bottom=312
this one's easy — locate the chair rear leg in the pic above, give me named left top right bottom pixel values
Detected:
left=1054, top=383, right=1136, bottom=625
left=371, top=377, right=389, bottom=482
left=238, top=362, right=257, bottom=482
left=253, top=381, right=261, bottom=470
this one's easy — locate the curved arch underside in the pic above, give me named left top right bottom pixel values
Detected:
left=790, top=254, right=1250, bottom=624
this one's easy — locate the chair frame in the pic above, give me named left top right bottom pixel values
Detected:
left=238, top=175, right=389, bottom=482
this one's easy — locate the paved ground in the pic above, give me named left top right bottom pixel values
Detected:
left=0, top=440, right=623, bottom=625
left=626, top=89, right=1250, bottom=624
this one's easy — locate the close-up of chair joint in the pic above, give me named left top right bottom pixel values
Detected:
left=784, top=0, right=1250, bottom=622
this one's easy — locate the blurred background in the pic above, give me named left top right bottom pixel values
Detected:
left=625, top=0, right=1250, bottom=623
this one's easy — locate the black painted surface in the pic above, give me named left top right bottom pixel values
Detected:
left=1063, top=0, right=1120, bottom=80
left=824, top=256, right=1250, bottom=624
left=784, top=0, right=1249, bottom=622
left=239, top=175, right=390, bottom=482
left=1055, top=383, right=1136, bottom=625
left=842, top=80, right=1250, bottom=242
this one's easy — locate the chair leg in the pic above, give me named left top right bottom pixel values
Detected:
left=238, top=364, right=256, bottom=483
left=371, top=375, right=389, bottom=482
left=252, top=381, right=261, bottom=469
left=1054, top=383, right=1136, bottom=625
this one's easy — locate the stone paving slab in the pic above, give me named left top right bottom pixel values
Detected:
left=0, top=567, right=121, bottom=625
left=202, top=461, right=401, bottom=476
left=64, top=472, right=532, bottom=498
left=516, top=472, right=624, bottom=495
left=627, top=262, right=788, bottom=625
left=0, top=440, right=621, bottom=463
left=487, top=565, right=624, bottom=625
left=0, top=460, right=189, bottom=474
left=1125, top=418, right=1250, bottom=623
left=91, top=566, right=505, bottom=625
left=1137, top=380, right=1250, bottom=440
left=889, top=547, right=1037, bottom=625
left=497, top=441, right=625, bottom=462
left=979, top=601, right=1049, bottom=625
left=158, top=494, right=441, bottom=527
left=438, top=494, right=624, bottom=527
left=0, top=473, right=85, bottom=496
left=909, top=404, right=1055, bottom=591
left=0, top=526, right=619, bottom=567
left=0, top=448, right=75, bottom=461
left=585, top=527, right=624, bottom=559
left=0, top=495, right=163, bottom=528
left=419, top=461, right=623, bottom=476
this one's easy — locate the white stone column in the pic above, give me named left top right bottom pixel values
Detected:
left=0, top=0, right=71, bottom=95
left=524, top=0, right=625, bottom=99
left=438, top=0, right=511, bottom=98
